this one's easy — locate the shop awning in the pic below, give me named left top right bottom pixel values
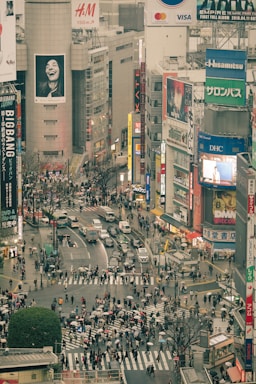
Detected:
left=186, top=231, right=202, bottom=241
left=227, top=366, right=241, bottom=383
left=150, top=208, right=163, bottom=217
left=160, top=214, right=184, bottom=228
left=213, top=242, right=236, bottom=250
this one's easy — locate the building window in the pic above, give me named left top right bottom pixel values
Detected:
left=120, top=57, right=132, bottom=64
left=116, top=43, right=133, bottom=51
left=43, top=120, right=57, bottom=125
left=44, top=135, right=57, bottom=140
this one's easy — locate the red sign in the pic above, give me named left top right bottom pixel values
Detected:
left=246, top=294, right=253, bottom=325
left=248, top=195, right=255, bottom=214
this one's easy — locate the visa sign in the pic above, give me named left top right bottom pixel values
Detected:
left=176, top=14, right=192, bottom=22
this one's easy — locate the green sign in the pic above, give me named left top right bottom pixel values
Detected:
left=247, top=265, right=254, bottom=283
left=205, top=78, right=246, bottom=107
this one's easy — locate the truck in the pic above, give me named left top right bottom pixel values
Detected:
left=85, top=226, right=99, bottom=243
left=98, top=206, right=116, bottom=222
left=119, top=220, right=131, bottom=234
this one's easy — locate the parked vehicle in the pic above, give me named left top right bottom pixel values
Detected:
left=119, top=220, right=131, bottom=234
left=99, top=229, right=110, bottom=240
left=103, top=237, right=114, bottom=247
left=107, top=225, right=119, bottom=237
left=98, top=206, right=116, bottom=222
left=108, top=257, right=121, bottom=272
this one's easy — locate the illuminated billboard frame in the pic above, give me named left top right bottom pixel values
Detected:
left=166, top=78, right=193, bottom=123
left=197, top=0, right=256, bottom=22
left=198, top=133, right=246, bottom=189
left=35, top=54, right=65, bottom=103
left=0, top=0, right=16, bottom=82
left=1, top=93, right=17, bottom=229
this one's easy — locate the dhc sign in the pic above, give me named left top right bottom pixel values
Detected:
left=159, top=0, right=184, bottom=5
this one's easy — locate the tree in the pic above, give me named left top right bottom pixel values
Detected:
left=8, top=307, right=62, bottom=351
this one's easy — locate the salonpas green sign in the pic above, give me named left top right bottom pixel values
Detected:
left=205, top=78, right=246, bottom=107
left=247, top=265, right=254, bottom=283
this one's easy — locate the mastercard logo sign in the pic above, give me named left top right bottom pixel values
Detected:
left=158, top=0, right=184, bottom=5
left=154, top=12, right=167, bottom=20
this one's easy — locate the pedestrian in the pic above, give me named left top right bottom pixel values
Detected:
left=71, top=295, right=74, bottom=305
left=190, top=290, right=193, bottom=300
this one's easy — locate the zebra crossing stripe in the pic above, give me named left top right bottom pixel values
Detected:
left=160, top=351, right=169, bottom=370
left=166, top=350, right=172, bottom=360
left=137, top=350, right=144, bottom=370
left=153, top=350, right=163, bottom=370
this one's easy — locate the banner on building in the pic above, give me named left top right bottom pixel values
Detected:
left=0, top=0, right=16, bottom=82
left=0, top=94, right=17, bottom=229
left=197, top=0, right=256, bottom=22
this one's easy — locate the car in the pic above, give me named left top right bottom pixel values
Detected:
left=79, top=226, right=87, bottom=237
left=126, top=250, right=136, bottom=262
left=116, top=234, right=129, bottom=245
left=118, top=242, right=131, bottom=255
left=92, top=218, right=102, bottom=231
left=103, top=237, right=114, bottom=247
left=41, top=216, right=49, bottom=224
left=124, top=257, right=135, bottom=270
left=131, top=238, right=144, bottom=248
left=99, top=229, right=110, bottom=240
left=108, top=257, right=121, bottom=272
left=111, top=250, right=122, bottom=261
left=107, top=225, right=119, bottom=237
left=137, top=247, right=149, bottom=263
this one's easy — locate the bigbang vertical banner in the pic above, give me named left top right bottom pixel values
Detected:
left=0, top=94, right=17, bottom=228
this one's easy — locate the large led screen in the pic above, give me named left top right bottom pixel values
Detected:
left=199, top=153, right=237, bottom=188
left=35, top=54, right=65, bottom=103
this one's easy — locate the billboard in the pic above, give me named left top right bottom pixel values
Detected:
left=212, top=190, right=236, bottom=225
left=206, top=49, right=247, bottom=80
left=205, top=78, right=246, bottom=107
left=197, top=0, right=256, bottom=22
left=198, top=133, right=246, bottom=189
left=72, top=0, right=99, bottom=29
left=35, top=55, right=65, bottom=103
left=0, top=94, right=17, bottom=229
left=0, top=0, right=16, bottom=82
left=145, top=0, right=196, bottom=26
left=134, top=69, right=140, bottom=113
left=166, top=78, right=193, bottom=123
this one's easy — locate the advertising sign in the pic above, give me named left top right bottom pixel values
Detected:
left=205, top=49, right=247, bottom=80
left=166, top=78, right=193, bottom=123
left=0, top=94, right=17, bottom=229
left=146, top=173, right=150, bottom=203
left=72, top=0, right=99, bottom=29
left=134, top=69, right=140, bottom=113
left=132, top=137, right=141, bottom=184
left=205, top=78, right=246, bottom=107
left=35, top=54, right=65, bottom=103
left=145, top=0, right=196, bottom=26
left=0, top=0, right=16, bottom=82
left=212, top=190, right=236, bottom=225
left=198, top=133, right=245, bottom=189
left=245, top=339, right=253, bottom=370
left=203, top=227, right=236, bottom=242
left=197, top=0, right=256, bottom=22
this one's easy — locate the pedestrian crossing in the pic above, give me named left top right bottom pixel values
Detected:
left=62, top=302, right=190, bottom=351
left=58, top=274, right=155, bottom=286
left=63, top=349, right=173, bottom=371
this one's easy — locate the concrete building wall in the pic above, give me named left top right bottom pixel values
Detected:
left=145, top=26, right=188, bottom=71
left=25, top=0, right=72, bottom=160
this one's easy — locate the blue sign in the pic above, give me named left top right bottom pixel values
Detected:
left=198, top=133, right=246, bottom=155
left=159, top=0, right=184, bottom=5
left=146, top=173, right=150, bottom=203
left=206, top=49, right=247, bottom=80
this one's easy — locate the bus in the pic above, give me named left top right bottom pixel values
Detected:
left=97, top=206, right=116, bottom=222
left=67, top=216, right=79, bottom=229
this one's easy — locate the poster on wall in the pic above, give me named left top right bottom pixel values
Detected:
left=197, top=0, right=256, bottom=21
left=0, top=93, right=17, bottom=229
left=166, top=78, right=193, bottom=123
left=212, top=190, right=236, bottom=225
left=35, top=54, right=65, bottom=103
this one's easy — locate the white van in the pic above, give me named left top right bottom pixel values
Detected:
left=92, top=218, right=102, bottom=231
left=119, top=220, right=131, bottom=234
left=137, top=248, right=149, bottom=263
left=67, top=216, right=79, bottom=228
